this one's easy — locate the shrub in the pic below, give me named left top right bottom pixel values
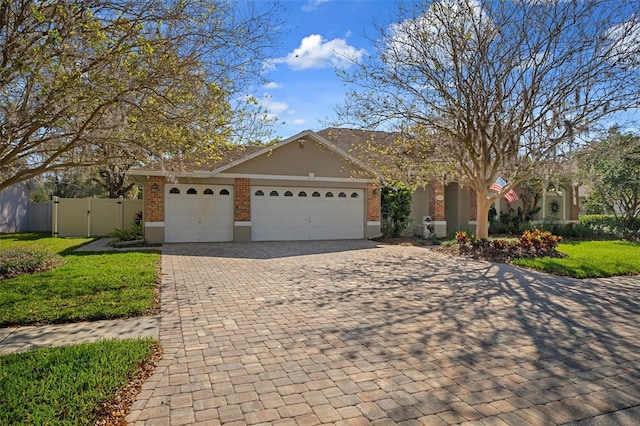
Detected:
left=381, top=182, right=411, bottom=237
left=578, top=214, right=639, bottom=239
left=454, top=229, right=562, bottom=261
left=109, top=216, right=144, bottom=245
left=0, top=248, right=63, bottom=280
left=455, top=230, right=472, bottom=245
left=381, top=183, right=412, bottom=237
left=518, top=229, right=563, bottom=258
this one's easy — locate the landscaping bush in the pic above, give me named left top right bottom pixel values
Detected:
left=536, top=221, right=598, bottom=240
left=578, top=214, right=639, bottom=239
left=454, top=229, right=563, bottom=261
left=381, top=183, right=412, bottom=237
left=0, top=248, right=63, bottom=280
left=109, top=217, right=144, bottom=246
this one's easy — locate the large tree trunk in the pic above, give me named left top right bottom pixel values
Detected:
left=475, top=191, right=492, bottom=239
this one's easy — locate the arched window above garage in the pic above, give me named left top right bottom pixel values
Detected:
left=351, top=192, right=359, bottom=198
left=220, top=189, right=230, bottom=195
left=338, top=192, right=347, bottom=198
left=312, top=191, right=320, bottom=197
left=284, top=191, right=293, bottom=197
left=270, top=190, right=279, bottom=196
left=169, top=187, right=180, bottom=194
left=255, top=190, right=264, bottom=196
left=187, top=188, right=197, bottom=195
left=203, top=188, right=214, bottom=195
left=298, top=191, right=307, bottom=197
left=325, top=192, right=334, bottom=197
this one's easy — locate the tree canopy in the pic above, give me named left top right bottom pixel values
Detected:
left=577, top=129, right=640, bottom=231
left=337, top=0, right=640, bottom=238
left=0, top=0, right=282, bottom=192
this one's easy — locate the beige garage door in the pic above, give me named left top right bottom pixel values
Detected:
left=165, top=184, right=233, bottom=243
left=251, top=186, right=364, bottom=241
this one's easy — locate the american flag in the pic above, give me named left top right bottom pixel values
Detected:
left=491, top=177, right=519, bottom=203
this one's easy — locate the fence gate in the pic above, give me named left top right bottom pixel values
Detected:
left=48, top=197, right=142, bottom=237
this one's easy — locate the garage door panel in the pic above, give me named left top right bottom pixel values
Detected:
left=252, top=186, right=364, bottom=241
left=165, top=184, right=233, bottom=243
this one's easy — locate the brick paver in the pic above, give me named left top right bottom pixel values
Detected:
left=127, top=241, right=640, bottom=425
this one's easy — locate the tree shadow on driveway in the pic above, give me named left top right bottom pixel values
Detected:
left=261, top=247, right=640, bottom=422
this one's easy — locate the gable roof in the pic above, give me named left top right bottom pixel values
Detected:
left=210, top=129, right=377, bottom=177
left=130, top=129, right=379, bottom=178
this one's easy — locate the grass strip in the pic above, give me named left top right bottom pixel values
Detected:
left=0, top=234, right=160, bottom=326
left=513, top=240, right=640, bottom=278
left=0, top=338, right=158, bottom=425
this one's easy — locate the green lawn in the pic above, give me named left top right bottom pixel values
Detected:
left=0, top=338, right=158, bottom=425
left=513, top=240, right=640, bottom=278
left=0, top=233, right=160, bottom=326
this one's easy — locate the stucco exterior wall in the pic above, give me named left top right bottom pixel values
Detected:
left=224, top=140, right=374, bottom=180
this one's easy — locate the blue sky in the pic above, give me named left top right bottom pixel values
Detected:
left=258, top=0, right=396, bottom=138
left=259, top=0, right=640, bottom=139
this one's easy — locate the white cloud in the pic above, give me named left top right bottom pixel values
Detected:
left=259, top=94, right=289, bottom=120
left=302, top=0, right=330, bottom=12
left=263, top=82, right=283, bottom=90
left=385, top=0, right=491, bottom=68
left=606, top=17, right=640, bottom=67
left=270, top=34, right=366, bottom=71
left=292, top=118, right=308, bottom=125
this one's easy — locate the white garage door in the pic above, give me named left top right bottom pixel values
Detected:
left=251, top=186, right=364, bottom=241
left=165, top=184, right=233, bottom=243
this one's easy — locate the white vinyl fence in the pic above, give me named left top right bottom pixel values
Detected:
left=30, top=197, right=143, bottom=237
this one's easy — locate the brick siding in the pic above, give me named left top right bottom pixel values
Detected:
left=367, top=183, right=381, bottom=221
left=235, top=178, right=251, bottom=221
left=145, top=176, right=164, bottom=222
left=428, top=181, right=445, bottom=221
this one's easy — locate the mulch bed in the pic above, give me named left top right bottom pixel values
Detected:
left=376, top=236, right=566, bottom=264
left=95, top=343, right=163, bottom=426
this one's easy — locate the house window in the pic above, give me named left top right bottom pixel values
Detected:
left=169, top=187, right=180, bottom=194
left=284, top=191, right=293, bottom=197
left=187, top=188, right=197, bottom=195
left=338, top=192, right=347, bottom=198
left=220, top=189, right=230, bottom=195
left=351, top=192, right=359, bottom=198
left=270, top=190, right=279, bottom=196
left=312, top=191, right=320, bottom=197
left=325, top=192, right=334, bottom=197
left=255, top=190, right=264, bottom=196
left=203, top=188, right=214, bottom=195
left=298, top=191, right=307, bottom=197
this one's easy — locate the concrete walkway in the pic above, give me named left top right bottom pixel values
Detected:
left=1, top=240, right=639, bottom=425
left=0, top=316, right=160, bottom=355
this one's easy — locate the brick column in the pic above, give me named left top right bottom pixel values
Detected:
left=469, top=189, right=478, bottom=221
left=234, top=178, right=251, bottom=221
left=366, top=183, right=381, bottom=221
left=428, top=181, right=445, bottom=221
left=144, top=176, right=164, bottom=222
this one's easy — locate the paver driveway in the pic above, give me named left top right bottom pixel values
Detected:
left=127, top=241, right=640, bottom=425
